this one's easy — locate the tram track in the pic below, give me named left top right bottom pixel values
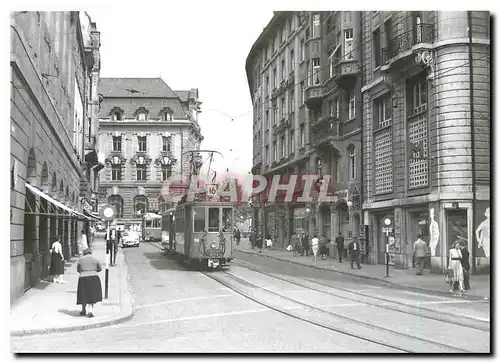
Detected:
left=202, top=269, right=474, bottom=353
left=233, top=259, right=490, bottom=332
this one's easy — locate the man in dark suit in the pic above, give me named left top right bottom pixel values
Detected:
left=335, top=232, right=345, bottom=262
left=348, top=237, right=361, bottom=269
left=460, top=243, right=471, bottom=290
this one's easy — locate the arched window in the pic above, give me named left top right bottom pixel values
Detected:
left=349, top=145, right=356, bottom=180
left=134, top=195, right=147, bottom=218
left=26, top=148, right=37, bottom=186
left=108, top=195, right=123, bottom=218
left=41, top=162, right=49, bottom=193
left=158, top=196, right=165, bottom=213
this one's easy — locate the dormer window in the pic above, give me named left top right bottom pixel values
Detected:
left=138, top=112, right=146, bottom=121
left=109, top=107, right=124, bottom=121
left=160, top=107, right=173, bottom=121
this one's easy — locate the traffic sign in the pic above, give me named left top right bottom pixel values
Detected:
left=100, top=204, right=116, bottom=221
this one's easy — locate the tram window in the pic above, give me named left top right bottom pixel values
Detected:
left=193, top=207, right=206, bottom=232
left=222, top=208, right=233, bottom=232
left=208, top=208, right=220, bottom=232
left=146, top=220, right=152, bottom=228
left=175, top=211, right=184, bottom=232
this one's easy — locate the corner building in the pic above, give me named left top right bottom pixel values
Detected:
left=97, top=78, right=203, bottom=230
left=246, top=11, right=363, bottom=250
left=10, top=12, right=103, bottom=303
left=361, top=11, right=490, bottom=273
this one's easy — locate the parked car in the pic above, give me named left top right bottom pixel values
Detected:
left=122, top=231, right=140, bottom=248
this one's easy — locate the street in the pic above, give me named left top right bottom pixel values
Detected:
left=12, top=242, right=490, bottom=353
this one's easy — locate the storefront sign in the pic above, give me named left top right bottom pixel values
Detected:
left=330, top=213, right=335, bottom=240
left=334, top=189, right=349, bottom=201
left=388, top=235, right=396, bottom=266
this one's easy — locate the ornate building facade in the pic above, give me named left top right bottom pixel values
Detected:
left=10, top=11, right=103, bottom=303
left=246, top=11, right=363, bottom=249
left=97, top=78, right=203, bottom=230
left=361, top=11, right=490, bottom=272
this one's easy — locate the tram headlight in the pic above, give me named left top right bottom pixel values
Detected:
left=210, top=242, right=216, bottom=249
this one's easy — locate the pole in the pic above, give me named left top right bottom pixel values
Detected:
left=467, top=11, right=477, bottom=274
left=105, top=221, right=110, bottom=299
left=385, top=230, right=389, bottom=277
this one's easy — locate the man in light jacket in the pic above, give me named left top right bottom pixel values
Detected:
left=413, top=234, right=428, bottom=275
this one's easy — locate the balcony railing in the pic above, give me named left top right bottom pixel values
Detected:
left=312, top=116, right=339, bottom=145
left=390, top=23, right=434, bottom=58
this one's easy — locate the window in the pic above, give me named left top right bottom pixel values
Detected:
left=208, top=208, right=220, bottom=232
left=137, top=112, right=146, bottom=121
left=348, top=91, right=356, bottom=120
left=299, top=124, right=305, bottom=148
left=373, top=28, right=381, bottom=67
left=273, top=67, right=277, bottom=89
left=300, top=82, right=304, bottom=105
left=349, top=145, right=356, bottom=180
left=312, top=58, right=320, bottom=85
left=111, top=164, right=121, bottom=181
left=300, top=39, right=305, bottom=62
left=385, top=18, right=393, bottom=56
left=414, top=13, right=423, bottom=43
left=334, top=97, right=340, bottom=119
left=113, top=111, right=122, bottom=121
left=374, top=128, right=393, bottom=194
left=273, top=104, right=278, bottom=125
left=162, top=165, right=172, bottom=180
left=305, top=27, right=310, bottom=40
left=162, top=136, right=171, bottom=152
left=328, top=51, right=335, bottom=78
left=265, top=75, right=270, bottom=96
left=273, top=141, right=277, bottom=161
left=194, top=207, right=206, bottom=232
left=279, top=28, right=283, bottom=44
left=108, top=195, right=123, bottom=218
left=133, top=196, right=147, bottom=217
left=328, top=100, right=334, bottom=116
left=289, top=130, right=295, bottom=153
left=138, top=136, right=147, bottom=152
left=280, top=96, right=286, bottom=120
left=222, top=208, right=233, bottom=232
left=281, top=57, right=286, bottom=81
left=289, top=90, right=295, bottom=113
left=163, top=111, right=173, bottom=121
left=290, top=49, right=295, bottom=72
left=112, top=136, right=122, bottom=152
left=137, top=165, right=147, bottom=181
left=265, top=110, right=269, bottom=129
left=410, top=78, right=427, bottom=115
left=265, top=145, right=269, bottom=164
left=344, top=29, right=354, bottom=60
left=280, top=136, right=285, bottom=158
left=375, top=93, right=392, bottom=129
left=312, top=14, right=320, bottom=38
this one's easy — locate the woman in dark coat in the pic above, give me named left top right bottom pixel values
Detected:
left=256, top=232, right=263, bottom=253
left=77, top=249, right=103, bottom=318
left=460, top=243, right=471, bottom=290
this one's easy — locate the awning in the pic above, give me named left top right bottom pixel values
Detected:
left=84, top=209, right=101, bottom=222
left=25, top=183, right=90, bottom=221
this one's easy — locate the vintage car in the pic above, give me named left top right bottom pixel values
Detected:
left=122, top=230, right=140, bottom=248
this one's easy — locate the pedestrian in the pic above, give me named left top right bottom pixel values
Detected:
left=79, top=229, right=89, bottom=256
left=413, top=234, right=428, bottom=275
left=49, top=236, right=66, bottom=283
left=319, top=236, right=329, bottom=260
left=448, top=241, right=465, bottom=294
left=256, top=232, right=263, bottom=253
left=459, top=242, right=471, bottom=291
left=311, top=234, right=319, bottom=260
left=348, top=237, right=361, bottom=269
left=335, top=232, right=345, bottom=262
left=249, top=228, right=256, bottom=249
left=89, top=225, right=95, bottom=247
left=301, top=231, right=310, bottom=256
left=76, top=248, right=103, bottom=318
left=235, top=229, right=241, bottom=246
left=291, top=232, right=301, bottom=257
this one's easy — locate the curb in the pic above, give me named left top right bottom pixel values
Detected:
left=234, top=249, right=489, bottom=301
left=11, top=250, right=134, bottom=338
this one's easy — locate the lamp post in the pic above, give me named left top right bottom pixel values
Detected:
left=383, top=217, right=393, bottom=277
left=100, top=204, right=115, bottom=299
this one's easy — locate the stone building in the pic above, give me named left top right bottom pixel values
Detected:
left=246, top=11, right=363, bottom=249
left=10, top=11, right=103, bottom=303
left=97, top=78, right=203, bottom=230
left=360, top=11, right=490, bottom=272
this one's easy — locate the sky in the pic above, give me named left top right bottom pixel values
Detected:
left=88, top=8, right=273, bottom=179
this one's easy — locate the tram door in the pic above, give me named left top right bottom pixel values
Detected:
left=185, top=206, right=192, bottom=257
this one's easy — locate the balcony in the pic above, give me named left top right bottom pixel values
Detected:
left=277, top=119, right=290, bottom=134
left=334, top=58, right=360, bottom=89
left=287, top=72, right=295, bottom=88
left=382, top=23, right=434, bottom=70
left=312, top=116, right=339, bottom=147
left=304, top=84, right=323, bottom=109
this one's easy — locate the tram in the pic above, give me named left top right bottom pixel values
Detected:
left=162, top=200, right=234, bottom=269
left=142, top=212, right=162, bottom=241
left=161, top=207, right=176, bottom=251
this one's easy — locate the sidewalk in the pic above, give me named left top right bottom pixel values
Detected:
left=234, top=241, right=490, bottom=300
left=10, top=237, right=133, bottom=337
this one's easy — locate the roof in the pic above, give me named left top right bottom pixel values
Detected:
left=98, top=78, right=179, bottom=98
